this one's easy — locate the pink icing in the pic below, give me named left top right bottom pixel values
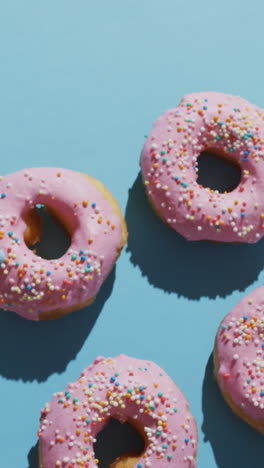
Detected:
left=0, top=167, right=123, bottom=320
left=141, top=92, right=264, bottom=242
left=39, top=355, right=198, bottom=467
left=216, top=285, right=264, bottom=422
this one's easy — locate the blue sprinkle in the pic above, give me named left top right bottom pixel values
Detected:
left=88, top=383, right=93, bottom=388
left=46, top=271, right=51, bottom=276
left=114, top=382, right=120, bottom=386
left=110, top=377, right=116, bottom=382
left=140, top=394, right=145, bottom=399
left=185, top=438, right=190, bottom=443
left=203, top=106, right=207, bottom=110
left=8, top=231, right=13, bottom=237
left=79, top=250, right=84, bottom=254
left=1, top=193, right=6, bottom=198
left=241, top=212, right=246, bottom=217
left=244, top=151, right=250, bottom=155
left=243, top=316, right=248, bottom=321
left=80, top=255, right=86, bottom=261
left=26, top=285, right=32, bottom=290
left=0, top=249, right=6, bottom=264
left=92, top=203, right=96, bottom=208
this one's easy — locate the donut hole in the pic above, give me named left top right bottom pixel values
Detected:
left=24, top=204, right=71, bottom=259
left=197, top=149, right=241, bottom=193
left=94, top=418, right=146, bottom=468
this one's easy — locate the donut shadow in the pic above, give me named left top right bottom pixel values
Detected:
left=202, top=353, right=264, bottom=468
left=29, top=205, right=71, bottom=259
left=94, top=418, right=145, bottom=467
left=125, top=173, right=264, bottom=299
left=27, top=442, right=38, bottom=468
left=0, top=267, right=115, bottom=382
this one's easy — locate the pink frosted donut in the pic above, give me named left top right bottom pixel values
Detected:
left=215, top=285, right=264, bottom=432
left=141, top=92, right=264, bottom=242
left=38, top=355, right=198, bottom=467
left=0, top=167, right=127, bottom=321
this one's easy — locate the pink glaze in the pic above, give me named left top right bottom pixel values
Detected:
left=216, top=286, right=264, bottom=422
left=39, top=355, right=198, bottom=467
left=0, top=168, right=123, bottom=320
left=141, top=92, right=264, bottom=242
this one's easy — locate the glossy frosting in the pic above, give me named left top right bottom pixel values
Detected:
left=0, top=168, right=123, bottom=320
left=215, top=286, right=264, bottom=423
left=141, top=92, right=264, bottom=242
left=39, top=355, right=198, bottom=467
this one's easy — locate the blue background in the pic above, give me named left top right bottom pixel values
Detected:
left=1, top=1, right=264, bottom=466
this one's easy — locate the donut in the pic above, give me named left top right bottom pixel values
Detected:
left=38, top=355, right=198, bottom=467
left=0, top=167, right=127, bottom=320
left=140, top=92, right=264, bottom=242
left=214, top=285, right=264, bottom=433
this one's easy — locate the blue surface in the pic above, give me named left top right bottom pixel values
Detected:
left=1, top=1, right=264, bottom=466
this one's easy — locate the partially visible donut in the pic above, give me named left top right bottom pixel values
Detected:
left=38, top=355, right=198, bottom=467
left=141, top=92, right=264, bottom=242
left=0, top=167, right=127, bottom=320
left=214, top=285, right=264, bottom=432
